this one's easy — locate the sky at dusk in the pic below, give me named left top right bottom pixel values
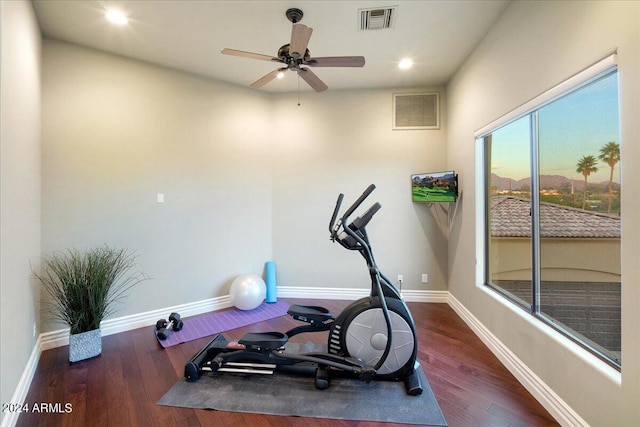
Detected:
left=488, top=71, right=620, bottom=184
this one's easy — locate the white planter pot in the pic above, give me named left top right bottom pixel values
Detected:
left=69, top=328, right=102, bottom=362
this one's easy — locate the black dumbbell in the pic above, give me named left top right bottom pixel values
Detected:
left=169, top=312, right=183, bottom=331
left=156, top=312, right=184, bottom=340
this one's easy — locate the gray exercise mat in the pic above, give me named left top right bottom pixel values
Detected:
left=158, top=343, right=447, bottom=425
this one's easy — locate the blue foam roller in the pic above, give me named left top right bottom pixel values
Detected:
left=265, top=261, right=277, bottom=303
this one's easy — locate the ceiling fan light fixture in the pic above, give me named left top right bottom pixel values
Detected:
left=105, top=9, right=129, bottom=26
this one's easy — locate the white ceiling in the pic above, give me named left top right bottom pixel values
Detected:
left=32, top=0, right=510, bottom=93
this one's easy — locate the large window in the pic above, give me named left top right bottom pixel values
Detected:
left=478, top=57, right=621, bottom=367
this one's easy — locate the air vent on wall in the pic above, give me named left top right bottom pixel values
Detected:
left=393, top=93, right=440, bottom=130
left=359, top=6, right=397, bottom=30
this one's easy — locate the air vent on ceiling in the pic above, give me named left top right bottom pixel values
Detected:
left=359, top=6, right=397, bottom=31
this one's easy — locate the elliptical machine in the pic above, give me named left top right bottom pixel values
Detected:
left=184, top=184, right=423, bottom=395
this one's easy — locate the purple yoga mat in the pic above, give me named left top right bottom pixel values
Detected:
left=156, top=301, right=290, bottom=348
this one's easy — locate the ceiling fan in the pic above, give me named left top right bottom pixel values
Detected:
left=221, top=8, right=365, bottom=92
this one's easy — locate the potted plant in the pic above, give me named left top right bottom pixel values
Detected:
left=35, top=245, right=146, bottom=362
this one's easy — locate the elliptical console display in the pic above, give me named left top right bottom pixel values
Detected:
left=185, top=185, right=423, bottom=395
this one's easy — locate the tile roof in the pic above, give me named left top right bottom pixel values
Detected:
left=491, top=196, right=620, bottom=238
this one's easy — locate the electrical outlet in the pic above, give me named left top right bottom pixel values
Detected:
left=421, top=274, right=429, bottom=283
left=33, top=323, right=37, bottom=338
left=397, top=275, right=403, bottom=284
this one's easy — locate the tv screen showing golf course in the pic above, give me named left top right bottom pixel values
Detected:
left=411, top=171, right=458, bottom=202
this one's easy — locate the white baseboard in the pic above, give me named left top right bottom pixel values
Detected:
left=37, top=287, right=444, bottom=351
left=39, top=294, right=233, bottom=351
left=1, top=335, right=44, bottom=427
left=276, top=285, right=449, bottom=303
left=401, top=289, right=449, bottom=303
left=4, top=288, right=580, bottom=427
left=447, top=293, right=587, bottom=427
left=277, top=285, right=370, bottom=300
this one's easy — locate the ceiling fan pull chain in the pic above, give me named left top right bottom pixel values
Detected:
left=297, top=74, right=301, bottom=106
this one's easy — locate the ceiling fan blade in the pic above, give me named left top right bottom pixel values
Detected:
left=290, top=23, right=313, bottom=58
left=307, top=56, right=366, bottom=67
left=297, top=68, right=328, bottom=92
left=250, top=68, right=284, bottom=89
left=221, top=48, right=280, bottom=63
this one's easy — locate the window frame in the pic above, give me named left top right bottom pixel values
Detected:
left=475, top=54, right=621, bottom=369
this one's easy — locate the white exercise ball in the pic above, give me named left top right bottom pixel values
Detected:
left=229, top=274, right=266, bottom=311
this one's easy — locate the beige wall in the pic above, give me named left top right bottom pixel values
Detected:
left=41, top=40, right=274, bottom=326
left=447, top=1, right=639, bottom=425
left=0, top=0, right=41, bottom=420
left=40, top=40, right=447, bottom=332
left=269, top=89, right=449, bottom=292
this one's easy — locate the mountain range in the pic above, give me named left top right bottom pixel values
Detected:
left=491, top=174, right=620, bottom=192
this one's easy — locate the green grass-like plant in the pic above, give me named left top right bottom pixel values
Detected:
left=35, top=246, right=147, bottom=334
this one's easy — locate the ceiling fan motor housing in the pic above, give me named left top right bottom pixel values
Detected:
left=277, top=44, right=311, bottom=69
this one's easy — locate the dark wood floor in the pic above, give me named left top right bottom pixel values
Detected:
left=18, top=299, right=559, bottom=426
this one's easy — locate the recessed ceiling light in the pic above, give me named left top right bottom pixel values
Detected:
left=277, top=71, right=285, bottom=79
left=398, top=58, right=413, bottom=69
left=106, top=9, right=129, bottom=26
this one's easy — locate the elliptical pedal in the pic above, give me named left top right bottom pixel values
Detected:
left=239, top=332, right=288, bottom=350
left=288, top=305, right=333, bottom=324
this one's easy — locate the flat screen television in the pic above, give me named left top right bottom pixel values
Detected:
left=411, top=171, right=458, bottom=203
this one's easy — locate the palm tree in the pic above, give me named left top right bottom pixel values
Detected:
left=576, top=155, right=598, bottom=210
left=598, top=141, right=620, bottom=213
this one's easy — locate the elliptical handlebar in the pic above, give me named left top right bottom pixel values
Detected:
left=342, top=184, right=376, bottom=222
left=329, top=184, right=377, bottom=242
left=329, top=193, right=344, bottom=234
